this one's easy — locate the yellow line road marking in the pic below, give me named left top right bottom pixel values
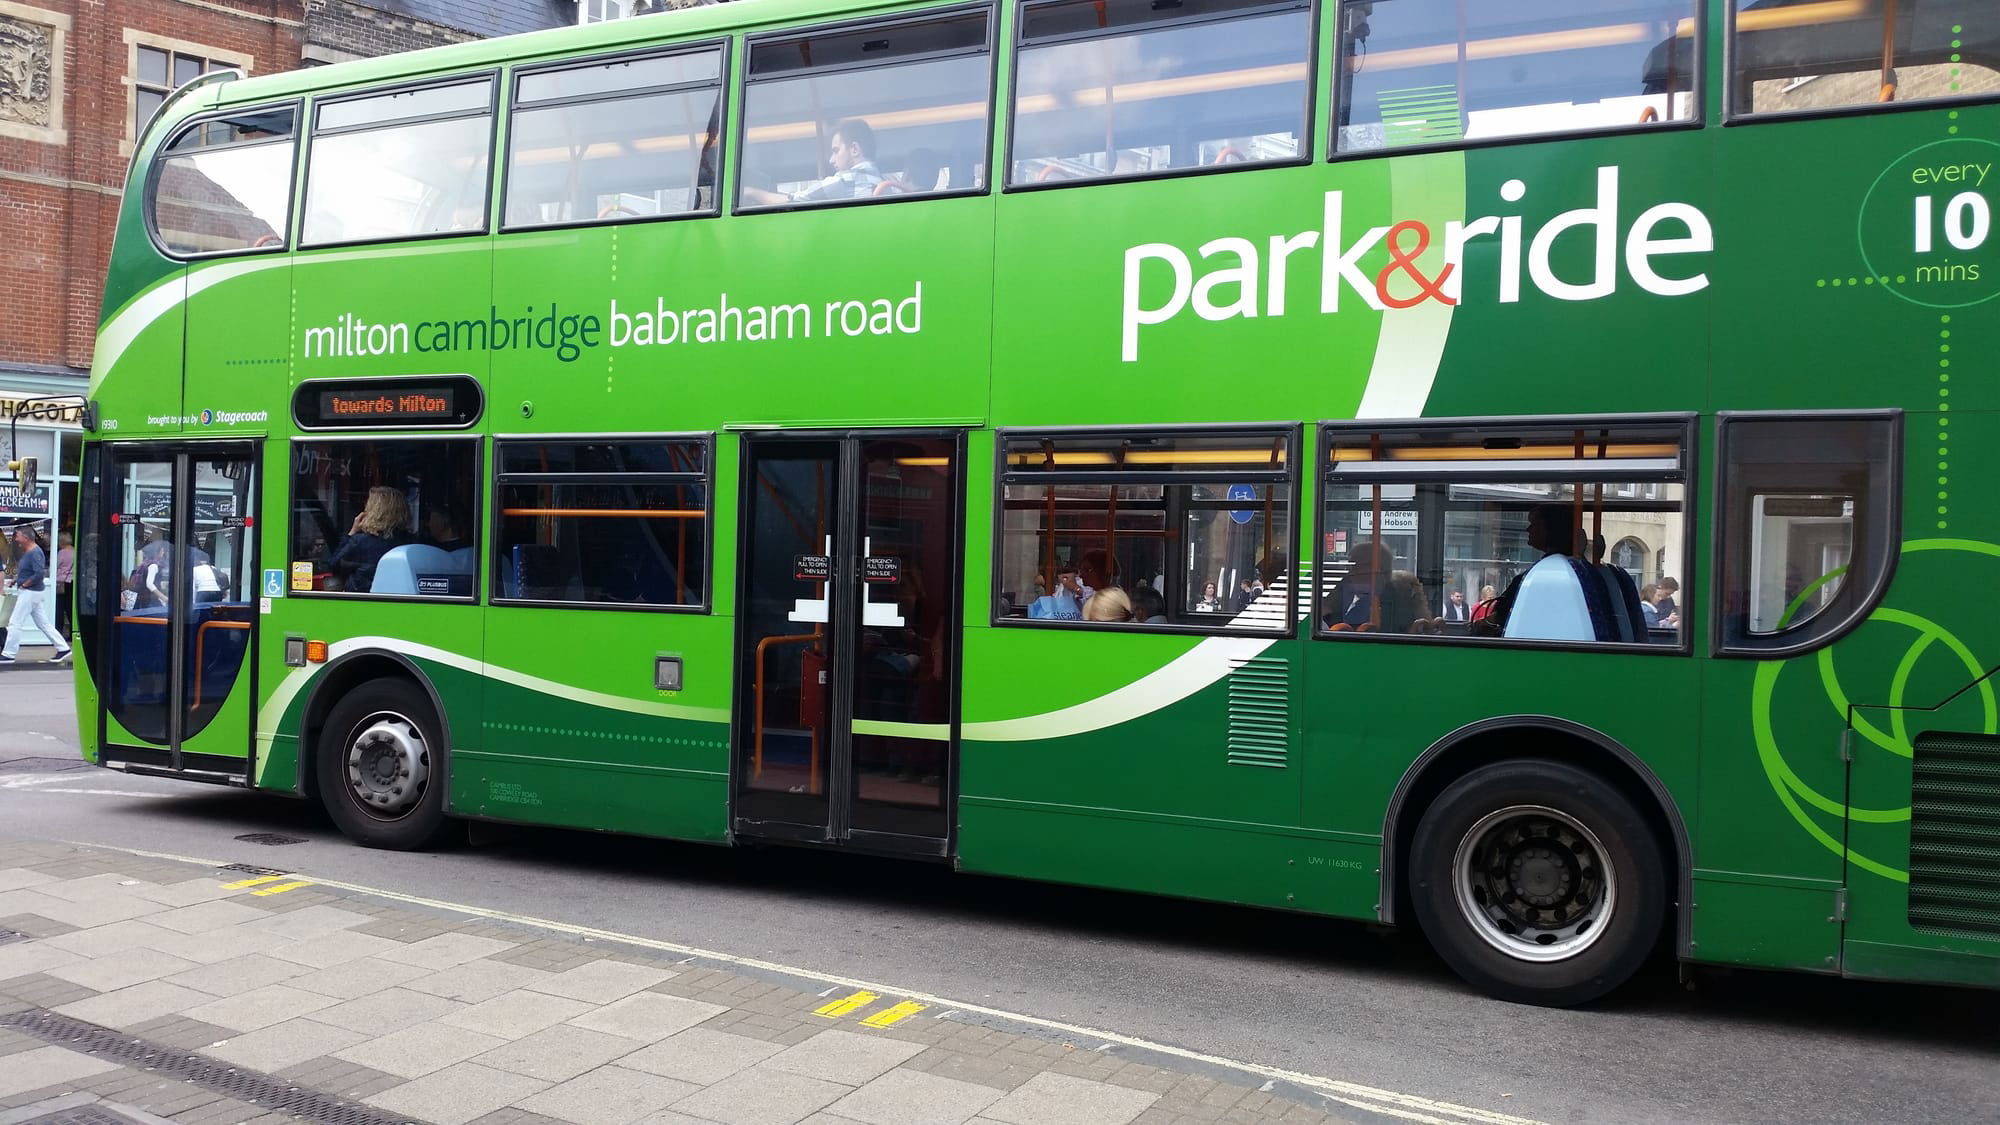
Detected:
left=813, top=990, right=877, bottom=1018
left=222, top=874, right=284, bottom=889
left=251, top=880, right=312, bottom=896
left=860, top=1001, right=926, bottom=1028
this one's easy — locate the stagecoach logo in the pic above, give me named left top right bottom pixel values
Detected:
left=1119, top=165, right=1717, bottom=361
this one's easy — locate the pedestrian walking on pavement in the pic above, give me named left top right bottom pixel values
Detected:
left=1, top=524, right=68, bottom=663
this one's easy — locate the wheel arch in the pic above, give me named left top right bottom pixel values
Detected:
left=1379, top=715, right=1693, bottom=959
left=298, top=648, right=455, bottom=809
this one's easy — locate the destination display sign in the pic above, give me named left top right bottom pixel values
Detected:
left=292, top=376, right=482, bottom=430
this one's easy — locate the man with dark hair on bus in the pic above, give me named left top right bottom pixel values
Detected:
left=1471, top=502, right=1575, bottom=637
left=743, top=118, right=884, bottom=204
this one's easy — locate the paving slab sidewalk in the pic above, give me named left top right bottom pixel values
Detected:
left=0, top=839, right=1364, bottom=1125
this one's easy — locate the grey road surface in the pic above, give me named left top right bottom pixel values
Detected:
left=3, top=667, right=1995, bottom=1125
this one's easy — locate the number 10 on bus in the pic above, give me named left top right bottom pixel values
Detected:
left=1914, top=192, right=1992, bottom=252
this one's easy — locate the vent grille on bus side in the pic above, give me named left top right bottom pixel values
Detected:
left=1908, top=732, right=2000, bottom=938
left=1226, top=656, right=1290, bottom=769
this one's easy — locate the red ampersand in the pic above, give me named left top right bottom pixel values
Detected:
left=1373, top=220, right=1458, bottom=309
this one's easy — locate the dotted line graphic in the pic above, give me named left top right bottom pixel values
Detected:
left=1938, top=313, right=1951, bottom=531
left=1950, top=24, right=1966, bottom=98
left=488, top=720, right=724, bottom=750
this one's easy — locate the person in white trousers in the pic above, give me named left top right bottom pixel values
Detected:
left=1, top=524, right=68, bottom=663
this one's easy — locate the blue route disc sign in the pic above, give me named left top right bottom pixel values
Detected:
left=1227, top=484, right=1257, bottom=525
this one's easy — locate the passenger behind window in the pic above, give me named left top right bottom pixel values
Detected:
left=1084, top=587, right=1133, bottom=623
left=1472, top=503, right=1572, bottom=636
left=1324, top=540, right=1433, bottom=633
left=424, top=507, right=469, bottom=554
left=1129, top=585, right=1167, bottom=625
left=1195, top=581, right=1221, bottom=613
left=1028, top=566, right=1084, bottom=620
left=325, top=486, right=410, bottom=593
left=1077, top=548, right=1120, bottom=612
left=742, top=119, right=884, bottom=205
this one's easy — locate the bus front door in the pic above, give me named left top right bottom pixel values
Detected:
left=733, top=432, right=964, bottom=857
left=92, top=443, right=261, bottom=781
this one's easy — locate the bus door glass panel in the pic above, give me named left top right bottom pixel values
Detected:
left=182, top=453, right=257, bottom=741
left=105, top=450, right=178, bottom=745
left=737, top=440, right=841, bottom=828
left=848, top=437, right=958, bottom=839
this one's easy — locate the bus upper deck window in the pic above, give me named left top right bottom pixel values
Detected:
left=150, top=106, right=297, bottom=257
left=1010, top=0, right=1311, bottom=185
left=1731, top=0, right=1998, bottom=116
left=738, top=9, right=993, bottom=211
left=302, top=77, right=495, bottom=247
left=505, top=46, right=726, bottom=228
left=1333, top=0, right=1697, bottom=154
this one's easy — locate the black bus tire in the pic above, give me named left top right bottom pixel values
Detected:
left=316, top=678, right=455, bottom=851
left=1408, top=758, right=1666, bottom=1007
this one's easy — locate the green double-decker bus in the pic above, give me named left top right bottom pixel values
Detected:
left=71, top=0, right=2000, bottom=1005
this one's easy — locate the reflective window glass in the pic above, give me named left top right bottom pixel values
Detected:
left=152, top=108, right=295, bottom=255
left=739, top=11, right=992, bottom=208
left=506, top=49, right=724, bottom=227
left=1716, top=415, right=1898, bottom=654
left=1320, top=422, right=1689, bottom=645
left=304, top=116, right=491, bottom=244
left=290, top=440, right=480, bottom=598
left=1012, top=0, right=1309, bottom=182
left=1333, top=0, right=1697, bottom=154
left=1732, top=0, right=1998, bottom=115
left=997, top=429, right=1294, bottom=630
left=494, top=439, right=709, bottom=608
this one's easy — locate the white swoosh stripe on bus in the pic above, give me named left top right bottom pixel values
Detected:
left=256, top=636, right=729, bottom=739
left=91, top=236, right=579, bottom=394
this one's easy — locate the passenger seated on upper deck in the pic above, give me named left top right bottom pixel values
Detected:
left=742, top=118, right=884, bottom=205
left=1324, top=540, right=1432, bottom=633
left=1472, top=503, right=1574, bottom=637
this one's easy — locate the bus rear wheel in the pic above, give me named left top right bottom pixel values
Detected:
left=317, top=678, right=454, bottom=851
left=1408, top=759, right=1665, bottom=1007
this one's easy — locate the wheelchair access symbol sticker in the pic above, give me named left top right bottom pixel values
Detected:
left=262, top=569, right=286, bottom=598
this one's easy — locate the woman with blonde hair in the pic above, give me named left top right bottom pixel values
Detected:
left=1083, top=586, right=1133, bottom=623
left=326, top=486, right=410, bottom=592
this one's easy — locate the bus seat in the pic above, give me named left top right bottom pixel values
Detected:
left=444, top=547, right=476, bottom=573
left=371, top=544, right=451, bottom=595
left=1504, top=555, right=1609, bottom=642
left=1600, top=565, right=1648, bottom=641
left=512, top=543, right=564, bottom=600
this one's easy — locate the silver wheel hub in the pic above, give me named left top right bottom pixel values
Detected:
left=1452, top=804, right=1615, bottom=964
left=346, top=712, right=428, bottom=817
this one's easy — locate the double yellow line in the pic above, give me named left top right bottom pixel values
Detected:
left=813, top=989, right=927, bottom=1029
left=222, top=873, right=314, bottom=897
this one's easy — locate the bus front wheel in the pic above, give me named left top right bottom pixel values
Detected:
left=317, top=678, right=454, bottom=851
left=1408, top=759, right=1665, bottom=1007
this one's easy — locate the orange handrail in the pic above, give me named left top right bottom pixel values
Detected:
left=191, top=619, right=251, bottom=709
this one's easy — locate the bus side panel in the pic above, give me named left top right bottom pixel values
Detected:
left=184, top=257, right=291, bottom=434
left=486, top=198, right=993, bottom=436
left=955, top=630, right=1353, bottom=915
left=466, top=608, right=732, bottom=841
